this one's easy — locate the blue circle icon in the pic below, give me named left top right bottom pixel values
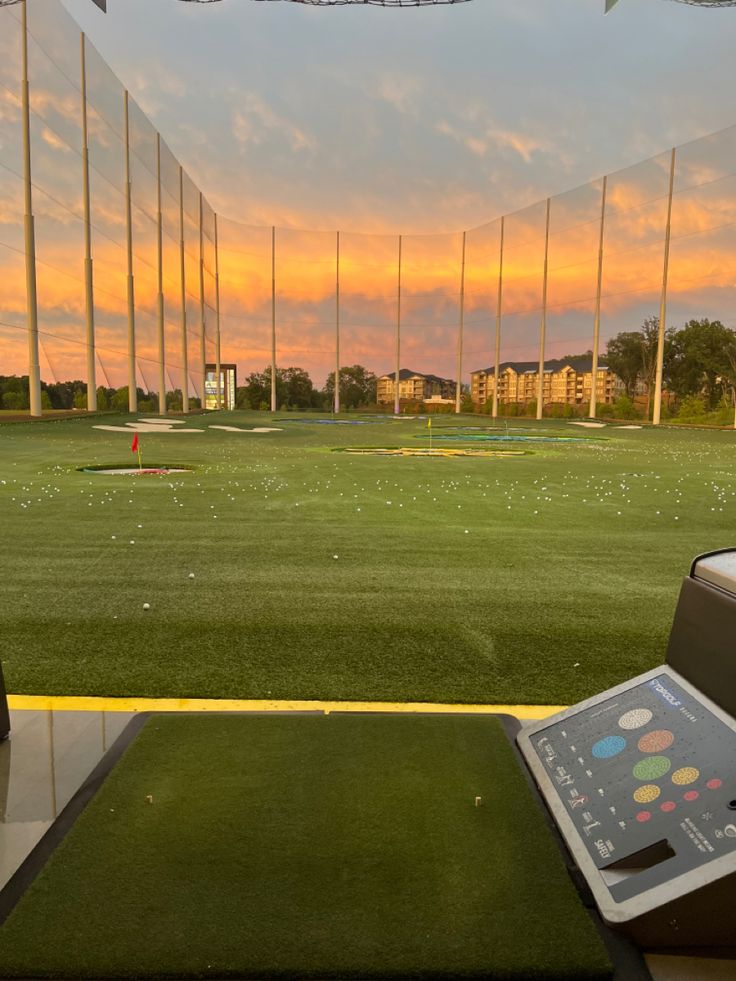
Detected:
left=592, top=735, right=627, bottom=759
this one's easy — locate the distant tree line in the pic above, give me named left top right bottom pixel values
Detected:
left=605, top=317, right=736, bottom=418
left=235, top=365, right=378, bottom=411
left=0, top=378, right=201, bottom=412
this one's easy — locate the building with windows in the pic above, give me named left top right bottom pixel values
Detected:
left=377, top=369, right=456, bottom=405
left=204, top=364, right=237, bottom=411
left=471, top=357, right=622, bottom=408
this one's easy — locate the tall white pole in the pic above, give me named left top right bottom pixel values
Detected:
left=21, top=1, right=42, bottom=418
left=156, top=133, right=166, bottom=415
left=492, top=217, right=504, bottom=420
left=179, top=166, right=189, bottom=414
left=214, top=213, right=222, bottom=409
left=394, top=234, right=402, bottom=415
left=271, top=226, right=277, bottom=412
left=335, top=230, right=340, bottom=414
left=653, top=148, right=676, bottom=427
left=456, top=230, right=466, bottom=415
left=80, top=33, right=96, bottom=411
left=198, top=191, right=206, bottom=409
left=536, top=198, right=551, bottom=421
left=589, top=177, right=608, bottom=419
left=124, top=91, right=136, bottom=412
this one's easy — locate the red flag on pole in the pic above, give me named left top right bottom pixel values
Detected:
left=131, top=434, right=139, bottom=453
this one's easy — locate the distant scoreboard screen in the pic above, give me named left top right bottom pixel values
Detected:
left=526, top=671, right=736, bottom=905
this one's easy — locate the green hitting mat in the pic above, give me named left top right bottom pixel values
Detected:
left=0, top=714, right=616, bottom=979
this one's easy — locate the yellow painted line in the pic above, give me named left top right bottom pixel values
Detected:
left=8, top=694, right=566, bottom=720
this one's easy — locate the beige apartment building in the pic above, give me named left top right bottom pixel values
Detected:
left=377, top=369, right=456, bottom=405
left=471, top=358, right=622, bottom=407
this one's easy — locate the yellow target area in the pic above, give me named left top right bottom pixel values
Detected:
left=633, top=784, right=661, bottom=804
left=671, top=767, right=700, bottom=786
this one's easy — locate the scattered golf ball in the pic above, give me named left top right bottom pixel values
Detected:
left=188, top=572, right=195, bottom=579
left=143, top=603, right=150, bottom=611
left=333, top=554, right=339, bottom=559
left=129, top=540, right=135, bottom=545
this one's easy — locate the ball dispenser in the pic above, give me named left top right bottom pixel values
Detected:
left=518, top=549, right=736, bottom=948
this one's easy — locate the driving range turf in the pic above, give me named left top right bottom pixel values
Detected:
left=0, top=713, right=613, bottom=979
left=1, top=411, right=735, bottom=705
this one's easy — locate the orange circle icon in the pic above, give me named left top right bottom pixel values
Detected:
left=637, top=730, right=674, bottom=754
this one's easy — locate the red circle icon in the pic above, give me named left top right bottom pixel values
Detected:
left=707, top=778, right=722, bottom=790
left=683, top=790, right=699, bottom=802
left=660, top=801, right=676, bottom=813
left=636, top=811, right=652, bottom=822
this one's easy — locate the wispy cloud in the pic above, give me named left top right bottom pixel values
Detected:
left=435, top=118, right=553, bottom=164
left=232, top=94, right=314, bottom=154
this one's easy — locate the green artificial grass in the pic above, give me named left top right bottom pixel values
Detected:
left=1, top=411, right=735, bottom=704
left=0, top=713, right=613, bottom=979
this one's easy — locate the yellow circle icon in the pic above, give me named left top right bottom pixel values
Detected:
left=633, top=784, right=661, bottom=804
left=671, top=767, right=700, bottom=786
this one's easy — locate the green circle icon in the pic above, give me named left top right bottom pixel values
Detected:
left=633, top=756, right=672, bottom=781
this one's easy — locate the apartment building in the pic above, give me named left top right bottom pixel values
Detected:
left=377, top=369, right=456, bottom=405
left=471, top=357, right=622, bottom=407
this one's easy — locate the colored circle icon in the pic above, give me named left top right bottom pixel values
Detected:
left=592, top=735, right=627, bottom=759
left=636, top=811, right=652, bottom=823
left=672, top=767, right=700, bottom=786
left=683, top=790, right=699, bottom=802
left=633, top=756, right=671, bottom=781
left=619, top=708, right=654, bottom=731
left=707, top=778, right=723, bottom=790
left=637, top=730, right=674, bottom=754
left=660, top=801, right=676, bottom=813
left=634, top=784, right=661, bottom=804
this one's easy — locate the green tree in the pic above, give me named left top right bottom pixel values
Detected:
left=605, top=332, right=644, bottom=398
left=638, top=317, right=666, bottom=420
left=323, top=365, right=377, bottom=410
left=282, top=367, right=315, bottom=408
left=239, top=367, right=314, bottom=410
left=668, top=319, right=736, bottom=409
left=2, top=391, right=27, bottom=410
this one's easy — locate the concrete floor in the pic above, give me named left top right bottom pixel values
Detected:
left=1, top=708, right=734, bottom=980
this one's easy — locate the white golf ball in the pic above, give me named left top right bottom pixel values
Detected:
left=188, top=573, right=195, bottom=579
left=143, top=603, right=150, bottom=611
left=333, top=554, right=339, bottom=559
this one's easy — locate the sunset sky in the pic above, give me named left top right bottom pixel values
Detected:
left=60, top=0, right=736, bottom=233
left=3, top=0, right=736, bottom=391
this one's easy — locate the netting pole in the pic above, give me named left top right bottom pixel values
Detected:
left=492, top=216, right=504, bottom=420
left=589, top=176, right=607, bottom=420
left=455, top=230, right=466, bottom=414
left=199, top=192, right=207, bottom=409
left=156, top=134, right=166, bottom=415
left=124, top=91, right=137, bottom=412
left=214, top=213, right=222, bottom=409
left=536, top=198, right=551, bottom=421
left=21, top=1, right=42, bottom=417
left=335, top=230, right=340, bottom=414
left=80, top=33, right=97, bottom=411
left=179, top=166, right=189, bottom=414
left=394, top=234, right=402, bottom=415
left=653, top=147, right=676, bottom=427
left=271, top=226, right=277, bottom=412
